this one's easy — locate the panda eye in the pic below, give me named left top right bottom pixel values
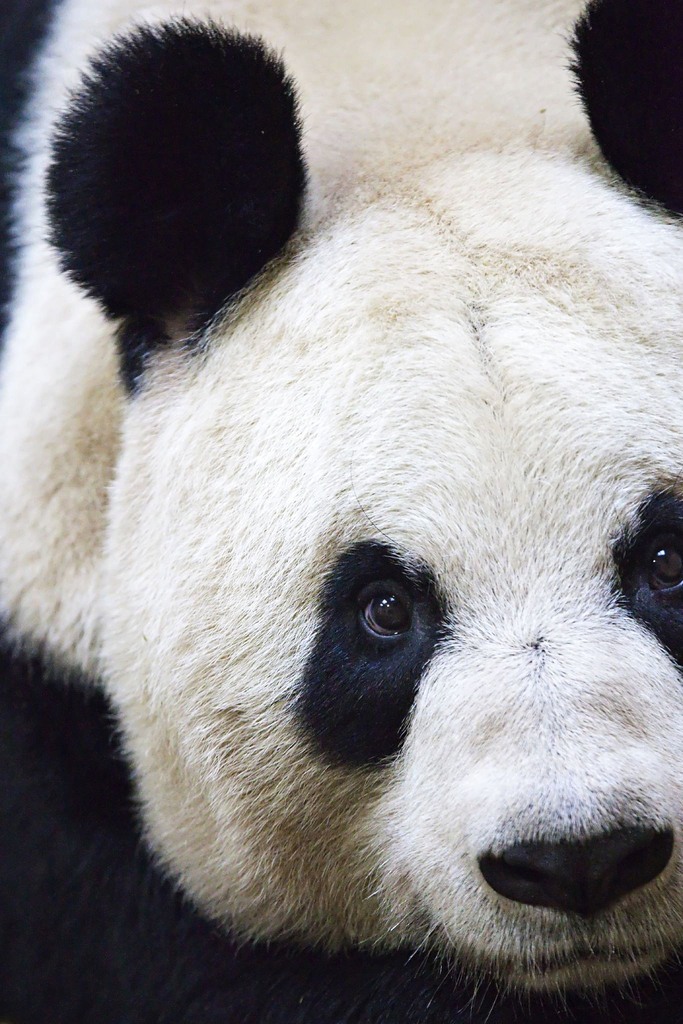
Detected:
left=358, top=583, right=413, bottom=638
left=616, top=498, right=683, bottom=671
left=645, top=535, right=683, bottom=593
left=301, top=541, right=445, bottom=765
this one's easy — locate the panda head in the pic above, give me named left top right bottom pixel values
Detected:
left=31, top=0, right=683, bottom=996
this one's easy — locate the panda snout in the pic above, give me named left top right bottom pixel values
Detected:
left=478, top=826, right=674, bottom=917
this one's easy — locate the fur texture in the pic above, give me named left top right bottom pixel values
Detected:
left=573, top=0, right=683, bottom=214
left=47, top=19, right=304, bottom=390
left=4, top=629, right=683, bottom=1023
left=0, top=0, right=55, bottom=338
left=5, top=0, right=683, bottom=1008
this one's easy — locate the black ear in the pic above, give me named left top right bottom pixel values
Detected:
left=46, top=19, right=305, bottom=390
left=572, top=0, right=683, bottom=215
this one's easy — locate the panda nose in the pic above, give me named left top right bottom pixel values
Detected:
left=478, top=826, right=674, bottom=917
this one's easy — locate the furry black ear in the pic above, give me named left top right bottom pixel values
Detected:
left=572, top=0, right=683, bottom=215
left=46, top=20, right=305, bottom=390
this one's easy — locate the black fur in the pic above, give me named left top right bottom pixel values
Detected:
left=0, top=0, right=59, bottom=345
left=3, top=630, right=683, bottom=1022
left=46, top=20, right=305, bottom=390
left=572, top=0, right=683, bottom=214
left=615, top=492, right=683, bottom=665
left=299, top=541, right=447, bottom=766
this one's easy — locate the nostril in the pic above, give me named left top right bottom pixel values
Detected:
left=478, top=847, right=558, bottom=911
left=479, top=826, right=674, bottom=917
left=610, top=826, right=674, bottom=903
left=507, top=863, right=545, bottom=885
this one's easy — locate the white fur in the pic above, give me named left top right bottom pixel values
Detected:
left=3, top=0, right=683, bottom=993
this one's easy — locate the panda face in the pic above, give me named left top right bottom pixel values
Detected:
left=100, top=153, right=683, bottom=992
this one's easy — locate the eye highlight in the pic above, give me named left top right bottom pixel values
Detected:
left=647, top=536, right=683, bottom=592
left=359, top=583, right=413, bottom=638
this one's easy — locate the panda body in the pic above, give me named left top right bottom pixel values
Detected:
left=4, top=0, right=683, bottom=1019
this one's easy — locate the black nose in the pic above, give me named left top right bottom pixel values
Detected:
left=479, top=826, right=674, bottom=917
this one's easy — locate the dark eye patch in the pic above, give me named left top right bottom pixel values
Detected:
left=615, top=493, right=683, bottom=667
left=298, top=541, right=446, bottom=767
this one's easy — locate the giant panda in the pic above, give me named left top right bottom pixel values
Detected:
left=4, top=0, right=683, bottom=1020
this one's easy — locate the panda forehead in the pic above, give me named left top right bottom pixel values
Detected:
left=143, top=337, right=680, bottom=592
left=337, top=323, right=683, bottom=594
left=133, top=187, right=683, bottom=589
